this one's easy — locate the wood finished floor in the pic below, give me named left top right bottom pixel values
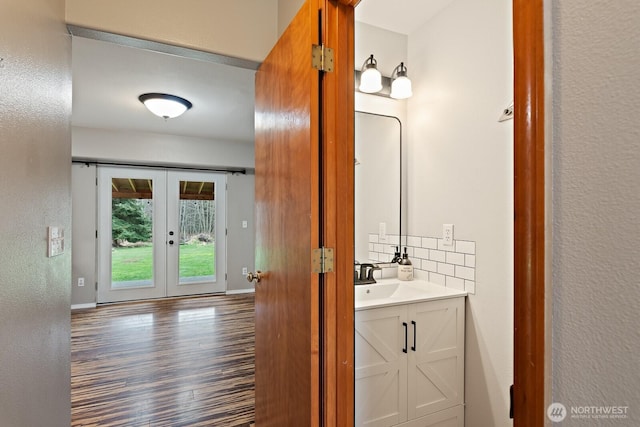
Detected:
left=71, top=294, right=256, bottom=427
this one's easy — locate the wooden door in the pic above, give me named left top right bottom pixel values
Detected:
left=254, top=0, right=355, bottom=425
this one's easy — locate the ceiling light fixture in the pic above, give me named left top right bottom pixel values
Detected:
left=358, top=54, right=383, bottom=93
left=138, top=93, right=193, bottom=119
left=390, top=62, right=413, bottom=99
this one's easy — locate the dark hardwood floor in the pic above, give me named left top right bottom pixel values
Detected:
left=71, top=294, right=255, bottom=427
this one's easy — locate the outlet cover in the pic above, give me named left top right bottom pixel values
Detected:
left=443, top=224, right=454, bottom=246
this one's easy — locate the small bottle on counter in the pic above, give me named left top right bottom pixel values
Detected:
left=397, top=247, right=413, bottom=281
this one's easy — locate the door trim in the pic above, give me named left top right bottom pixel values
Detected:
left=513, top=0, right=547, bottom=424
left=320, top=1, right=355, bottom=425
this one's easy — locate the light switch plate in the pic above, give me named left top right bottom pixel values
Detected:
left=47, top=226, right=65, bottom=257
left=242, top=220, right=248, bottom=229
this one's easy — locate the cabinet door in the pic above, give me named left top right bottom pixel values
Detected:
left=395, top=405, right=464, bottom=427
left=407, top=297, right=465, bottom=419
left=355, top=305, right=408, bottom=427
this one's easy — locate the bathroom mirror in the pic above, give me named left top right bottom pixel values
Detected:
left=354, top=111, right=402, bottom=264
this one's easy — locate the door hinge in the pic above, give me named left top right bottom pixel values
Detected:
left=312, top=247, right=334, bottom=274
left=312, top=44, right=334, bottom=72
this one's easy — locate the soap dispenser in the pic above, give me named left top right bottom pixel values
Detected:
left=398, top=247, right=414, bottom=281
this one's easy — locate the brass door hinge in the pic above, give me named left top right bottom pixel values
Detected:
left=312, top=44, right=334, bottom=72
left=312, top=247, right=334, bottom=273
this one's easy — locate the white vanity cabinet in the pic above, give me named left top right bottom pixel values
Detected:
left=355, top=296, right=465, bottom=427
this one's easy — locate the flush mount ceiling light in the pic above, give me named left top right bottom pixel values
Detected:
left=358, top=54, right=383, bottom=93
left=138, top=93, right=193, bottom=119
left=390, top=62, right=413, bottom=100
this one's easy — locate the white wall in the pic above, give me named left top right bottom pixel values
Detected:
left=277, top=0, right=305, bottom=36
left=406, top=0, right=514, bottom=425
left=0, top=0, right=72, bottom=424
left=72, top=163, right=98, bottom=306
left=227, top=173, right=256, bottom=293
left=66, top=0, right=279, bottom=62
left=73, top=127, right=254, bottom=170
left=551, top=1, right=640, bottom=423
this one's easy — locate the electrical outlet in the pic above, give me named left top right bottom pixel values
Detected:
left=242, top=267, right=248, bottom=275
left=379, top=222, right=387, bottom=243
left=242, top=220, right=248, bottom=229
left=443, top=224, right=454, bottom=246
left=78, top=277, right=85, bottom=287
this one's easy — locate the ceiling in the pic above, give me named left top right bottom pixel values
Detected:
left=355, top=0, right=454, bottom=35
left=71, top=1, right=453, bottom=144
left=72, top=37, right=256, bottom=143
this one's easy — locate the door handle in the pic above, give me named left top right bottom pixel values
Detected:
left=411, top=320, right=417, bottom=351
left=402, top=322, right=408, bottom=353
left=168, top=240, right=174, bottom=245
left=246, top=270, right=263, bottom=283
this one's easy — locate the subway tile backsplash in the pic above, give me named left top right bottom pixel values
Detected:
left=367, top=233, right=477, bottom=294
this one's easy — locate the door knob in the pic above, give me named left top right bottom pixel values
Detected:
left=246, top=270, right=263, bottom=283
left=169, top=240, right=174, bottom=245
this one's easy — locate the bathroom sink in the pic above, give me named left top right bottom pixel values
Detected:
left=354, top=279, right=467, bottom=311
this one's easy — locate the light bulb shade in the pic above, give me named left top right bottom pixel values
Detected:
left=390, top=62, right=413, bottom=99
left=359, top=55, right=383, bottom=93
left=390, top=76, right=412, bottom=99
left=139, top=93, right=192, bottom=119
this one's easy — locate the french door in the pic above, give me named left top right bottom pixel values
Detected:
left=97, top=166, right=226, bottom=303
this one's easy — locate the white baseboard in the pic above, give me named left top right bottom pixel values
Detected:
left=71, top=303, right=97, bottom=310
left=225, top=288, right=255, bottom=295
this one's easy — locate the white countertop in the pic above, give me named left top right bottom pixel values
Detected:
left=354, top=278, right=467, bottom=311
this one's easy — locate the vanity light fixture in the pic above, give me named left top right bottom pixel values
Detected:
left=355, top=57, right=412, bottom=99
left=358, top=54, right=383, bottom=93
left=138, top=93, right=193, bottom=119
left=390, top=62, right=413, bottom=100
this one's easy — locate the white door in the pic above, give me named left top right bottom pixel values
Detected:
left=97, top=166, right=226, bottom=303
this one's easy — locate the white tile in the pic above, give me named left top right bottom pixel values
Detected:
left=368, top=234, right=379, bottom=243
left=456, top=240, right=476, bottom=254
left=429, top=249, right=446, bottom=262
left=446, top=252, right=465, bottom=266
left=429, top=272, right=445, bottom=286
left=368, top=243, right=374, bottom=251
left=379, top=253, right=393, bottom=263
left=405, top=247, right=415, bottom=257
left=407, top=235, right=422, bottom=247
left=446, top=276, right=465, bottom=291
left=421, top=260, right=437, bottom=273
left=374, top=243, right=384, bottom=252
left=438, top=262, right=455, bottom=277
left=368, top=252, right=379, bottom=261
left=414, top=247, right=429, bottom=259
left=421, top=237, right=438, bottom=249
left=400, top=236, right=407, bottom=246
left=388, top=235, right=400, bottom=245
left=465, top=254, right=476, bottom=268
left=456, top=265, right=475, bottom=281
left=465, top=280, right=476, bottom=294
left=438, top=238, right=456, bottom=252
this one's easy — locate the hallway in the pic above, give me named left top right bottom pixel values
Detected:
left=71, top=294, right=255, bottom=426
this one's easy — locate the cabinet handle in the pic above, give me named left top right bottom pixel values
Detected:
left=411, top=320, right=417, bottom=352
left=402, top=322, right=408, bottom=353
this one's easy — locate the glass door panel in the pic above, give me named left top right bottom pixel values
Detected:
left=98, top=167, right=167, bottom=303
left=167, top=171, right=226, bottom=296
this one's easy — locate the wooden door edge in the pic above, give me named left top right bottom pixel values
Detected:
left=320, top=1, right=355, bottom=426
left=513, top=0, right=547, bottom=425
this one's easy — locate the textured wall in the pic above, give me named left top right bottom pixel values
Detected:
left=551, top=1, right=640, bottom=424
left=0, top=0, right=72, bottom=425
left=406, top=0, right=514, bottom=425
